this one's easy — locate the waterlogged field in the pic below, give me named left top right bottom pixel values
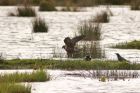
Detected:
left=0, top=6, right=139, bottom=62
left=0, top=1, right=140, bottom=92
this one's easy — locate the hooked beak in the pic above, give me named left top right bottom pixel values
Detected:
left=62, top=45, right=65, bottom=49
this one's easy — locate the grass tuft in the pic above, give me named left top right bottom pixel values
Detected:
left=17, top=5, right=36, bottom=17
left=9, top=5, right=36, bottom=17
left=39, top=0, right=56, bottom=11
left=0, top=83, right=31, bottom=93
left=77, top=21, right=102, bottom=41
left=32, top=18, right=48, bottom=33
left=112, top=40, right=140, bottom=49
left=73, top=41, right=105, bottom=58
left=92, top=11, right=109, bottom=23
left=0, top=70, right=50, bottom=83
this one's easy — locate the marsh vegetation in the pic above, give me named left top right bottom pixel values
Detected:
left=0, top=59, right=139, bottom=70
left=77, top=22, right=102, bottom=41
left=9, top=5, right=36, bottom=17
left=0, top=70, right=50, bottom=93
left=112, top=40, right=140, bottom=49
left=0, top=83, right=31, bottom=93
left=130, top=0, right=140, bottom=10
left=91, top=11, right=110, bottom=23
left=39, top=0, right=56, bottom=11
left=32, top=18, right=49, bottom=33
left=0, top=70, right=50, bottom=83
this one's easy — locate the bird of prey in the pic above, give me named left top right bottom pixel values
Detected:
left=62, top=35, right=85, bottom=58
left=115, top=53, right=128, bottom=62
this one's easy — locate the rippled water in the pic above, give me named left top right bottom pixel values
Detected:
left=0, top=6, right=140, bottom=62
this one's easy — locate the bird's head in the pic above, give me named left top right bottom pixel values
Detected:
left=64, top=37, right=71, bottom=43
left=115, top=53, right=120, bottom=57
left=62, top=45, right=66, bottom=49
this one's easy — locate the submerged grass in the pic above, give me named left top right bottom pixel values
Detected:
left=0, top=70, right=50, bottom=83
left=112, top=40, right=140, bottom=49
left=0, top=83, right=31, bottom=93
left=0, top=59, right=140, bottom=70
left=67, top=70, right=139, bottom=81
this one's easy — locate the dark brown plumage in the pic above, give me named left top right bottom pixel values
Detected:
left=62, top=35, right=85, bottom=57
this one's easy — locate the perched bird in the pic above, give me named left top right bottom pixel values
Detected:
left=85, top=55, right=91, bottom=61
left=115, top=53, right=128, bottom=62
left=62, top=35, right=85, bottom=58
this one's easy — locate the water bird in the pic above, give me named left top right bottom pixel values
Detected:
left=85, top=55, right=91, bottom=61
left=115, top=53, right=128, bottom=62
left=62, top=35, right=85, bottom=57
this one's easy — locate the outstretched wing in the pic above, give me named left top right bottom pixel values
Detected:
left=71, top=35, right=85, bottom=45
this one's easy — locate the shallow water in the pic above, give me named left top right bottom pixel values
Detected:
left=0, top=6, right=140, bottom=62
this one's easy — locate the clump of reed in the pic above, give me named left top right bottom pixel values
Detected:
left=32, top=18, right=48, bottom=33
left=8, top=4, right=36, bottom=17
left=39, top=0, right=56, bottom=11
left=111, top=40, right=140, bottom=49
left=0, top=70, right=50, bottom=83
left=17, top=6, right=36, bottom=17
left=75, top=17, right=104, bottom=58
left=77, top=21, right=102, bottom=41
left=130, top=0, right=140, bottom=10
left=0, top=83, right=31, bottom=93
left=92, top=11, right=110, bottom=23
left=73, top=41, right=105, bottom=58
